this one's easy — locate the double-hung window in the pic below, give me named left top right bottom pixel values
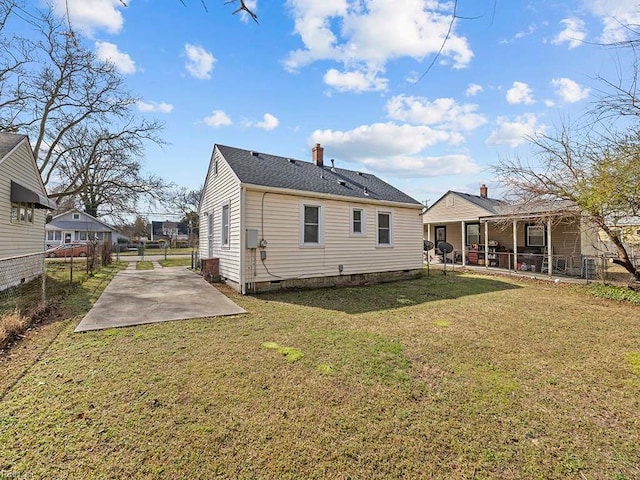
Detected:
left=526, top=225, right=545, bottom=247
left=351, top=208, right=364, bottom=235
left=466, top=223, right=481, bottom=246
left=301, top=203, right=323, bottom=246
left=222, top=203, right=230, bottom=247
left=377, top=211, right=392, bottom=246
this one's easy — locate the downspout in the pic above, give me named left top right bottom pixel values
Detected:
left=484, top=221, right=489, bottom=268
left=239, top=185, right=246, bottom=294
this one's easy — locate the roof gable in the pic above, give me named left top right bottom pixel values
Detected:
left=214, top=144, right=421, bottom=206
left=0, top=132, right=50, bottom=199
left=50, top=209, right=118, bottom=231
left=423, top=191, right=506, bottom=223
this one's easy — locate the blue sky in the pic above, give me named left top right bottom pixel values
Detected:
left=47, top=0, right=638, bottom=206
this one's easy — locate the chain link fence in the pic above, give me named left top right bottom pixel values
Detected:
left=1, top=242, right=114, bottom=348
left=429, top=249, right=639, bottom=284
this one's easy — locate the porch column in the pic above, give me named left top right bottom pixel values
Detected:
left=512, top=220, right=518, bottom=271
left=461, top=221, right=466, bottom=266
left=484, top=220, right=489, bottom=268
left=547, top=218, right=553, bottom=277
left=426, top=223, right=431, bottom=242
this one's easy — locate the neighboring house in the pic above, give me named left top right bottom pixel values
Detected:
left=151, top=220, right=190, bottom=242
left=0, top=132, right=56, bottom=290
left=199, top=143, right=424, bottom=293
left=423, top=185, right=600, bottom=276
left=45, top=209, right=123, bottom=248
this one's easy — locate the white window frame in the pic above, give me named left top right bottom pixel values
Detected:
left=526, top=225, right=546, bottom=247
left=350, top=207, right=365, bottom=236
left=72, top=213, right=80, bottom=220
left=376, top=210, right=393, bottom=247
left=221, top=201, right=230, bottom=248
left=466, top=223, right=481, bottom=246
left=207, top=211, right=214, bottom=257
left=213, top=158, right=219, bottom=176
left=299, top=202, right=324, bottom=247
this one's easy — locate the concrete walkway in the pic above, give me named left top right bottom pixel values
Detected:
left=75, top=266, right=246, bottom=332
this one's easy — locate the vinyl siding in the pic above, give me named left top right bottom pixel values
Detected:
left=0, top=141, right=47, bottom=260
left=199, top=149, right=242, bottom=282
left=423, top=192, right=494, bottom=223
left=243, top=190, right=423, bottom=284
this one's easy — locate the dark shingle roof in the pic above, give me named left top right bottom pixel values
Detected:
left=450, top=191, right=505, bottom=214
left=47, top=220, right=116, bottom=232
left=216, top=145, right=422, bottom=206
left=0, top=133, right=27, bottom=160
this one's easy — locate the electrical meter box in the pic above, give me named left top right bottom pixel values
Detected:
left=246, top=229, right=259, bottom=249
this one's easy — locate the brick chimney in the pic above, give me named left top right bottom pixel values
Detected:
left=480, top=184, right=488, bottom=198
left=312, top=143, right=324, bottom=167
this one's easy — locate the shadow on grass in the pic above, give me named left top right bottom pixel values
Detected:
left=258, top=271, right=522, bottom=314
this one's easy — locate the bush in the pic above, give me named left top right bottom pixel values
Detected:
left=589, top=283, right=640, bottom=305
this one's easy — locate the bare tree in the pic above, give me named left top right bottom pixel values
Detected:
left=494, top=126, right=640, bottom=286
left=55, top=122, right=170, bottom=218
left=0, top=3, right=168, bottom=218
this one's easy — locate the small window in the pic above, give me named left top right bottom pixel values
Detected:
left=73, top=213, right=80, bottom=220
left=526, top=225, right=545, bottom=247
left=76, top=231, right=88, bottom=241
left=213, top=159, right=219, bottom=176
left=47, top=231, right=54, bottom=241
left=466, top=223, right=481, bottom=246
left=377, top=212, right=392, bottom=246
left=351, top=208, right=364, bottom=235
left=304, top=205, right=320, bottom=244
left=446, top=196, right=454, bottom=207
left=10, top=202, right=33, bottom=224
left=222, top=204, right=230, bottom=247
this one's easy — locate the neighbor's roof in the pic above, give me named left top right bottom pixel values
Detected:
left=449, top=190, right=505, bottom=214
left=0, top=133, right=28, bottom=162
left=216, top=145, right=422, bottom=206
left=46, top=220, right=116, bottom=232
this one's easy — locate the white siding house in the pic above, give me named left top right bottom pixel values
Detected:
left=0, top=133, right=56, bottom=289
left=199, top=144, right=424, bottom=293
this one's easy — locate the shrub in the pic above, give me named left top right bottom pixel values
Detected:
left=589, top=283, right=640, bottom=305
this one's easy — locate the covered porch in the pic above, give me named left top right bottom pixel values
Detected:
left=424, top=213, right=593, bottom=278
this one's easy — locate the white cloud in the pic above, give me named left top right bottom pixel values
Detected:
left=284, top=0, right=473, bottom=82
left=465, top=83, right=483, bottom=97
left=53, top=0, right=125, bottom=36
left=323, top=68, right=388, bottom=92
left=137, top=101, right=174, bottom=113
left=515, top=24, right=537, bottom=39
left=544, top=99, right=555, bottom=107
left=551, top=17, right=587, bottom=49
left=386, top=95, right=486, bottom=132
left=184, top=44, right=216, bottom=80
left=486, top=113, right=546, bottom=147
left=506, top=81, right=535, bottom=105
left=551, top=77, right=590, bottom=103
left=585, top=0, right=640, bottom=43
left=204, top=110, right=232, bottom=127
left=311, top=123, right=480, bottom=177
left=95, top=41, right=136, bottom=74
left=254, top=113, right=280, bottom=130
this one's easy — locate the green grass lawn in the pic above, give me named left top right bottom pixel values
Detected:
left=158, top=257, right=192, bottom=268
left=118, top=247, right=196, bottom=256
left=1, top=272, right=639, bottom=479
left=135, top=261, right=154, bottom=270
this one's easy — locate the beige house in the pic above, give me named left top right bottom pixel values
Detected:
left=0, top=133, right=56, bottom=289
left=199, top=144, right=424, bottom=293
left=423, top=185, right=599, bottom=276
